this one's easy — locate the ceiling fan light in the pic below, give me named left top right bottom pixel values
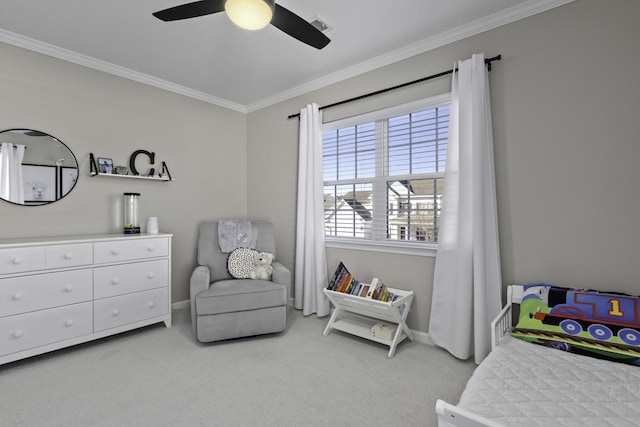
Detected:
left=225, top=0, right=275, bottom=31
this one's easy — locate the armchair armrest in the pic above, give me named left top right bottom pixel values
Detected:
left=190, top=265, right=211, bottom=334
left=271, top=261, right=291, bottom=304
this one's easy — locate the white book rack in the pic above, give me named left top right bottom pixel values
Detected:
left=322, top=285, right=414, bottom=358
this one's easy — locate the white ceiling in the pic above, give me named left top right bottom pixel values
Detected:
left=0, top=0, right=571, bottom=112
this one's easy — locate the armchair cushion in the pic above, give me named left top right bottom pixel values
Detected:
left=196, top=279, right=287, bottom=316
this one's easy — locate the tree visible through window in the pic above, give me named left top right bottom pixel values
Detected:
left=323, top=96, right=449, bottom=244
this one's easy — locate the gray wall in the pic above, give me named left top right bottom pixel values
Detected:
left=247, top=0, right=640, bottom=333
left=2, top=0, right=638, bottom=334
left=0, top=42, right=248, bottom=305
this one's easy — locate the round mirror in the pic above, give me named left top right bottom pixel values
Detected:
left=0, top=129, right=78, bottom=206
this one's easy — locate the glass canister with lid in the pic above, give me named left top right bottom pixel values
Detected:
left=123, top=192, right=141, bottom=234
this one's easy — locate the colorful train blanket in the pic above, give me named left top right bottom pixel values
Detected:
left=512, top=284, right=640, bottom=365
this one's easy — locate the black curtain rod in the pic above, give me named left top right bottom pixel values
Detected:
left=287, top=54, right=501, bottom=120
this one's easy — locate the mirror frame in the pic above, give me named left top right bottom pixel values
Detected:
left=0, top=128, right=79, bottom=206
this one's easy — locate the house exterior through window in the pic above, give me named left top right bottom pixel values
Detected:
left=322, top=94, right=450, bottom=246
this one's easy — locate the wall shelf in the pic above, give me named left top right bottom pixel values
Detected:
left=88, top=152, right=173, bottom=181
left=89, top=172, right=172, bottom=181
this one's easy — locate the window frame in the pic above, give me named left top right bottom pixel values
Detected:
left=322, top=93, right=450, bottom=257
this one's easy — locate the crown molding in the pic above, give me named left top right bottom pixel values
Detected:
left=0, top=0, right=573, bottom=114
left=245, top=0, right=575, bottom=112
left=0, top=29, right=247, bottom=114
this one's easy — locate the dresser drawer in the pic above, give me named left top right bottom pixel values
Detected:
left=0, top=269, right=93, bottom=317
left=93, top=237, right=169, bottom=264
left=94, top=288, right=168, bottom=332
left=45, top=243, right=93, bottom=269
left=0, top=302, right=93, bottom=357
left=0, top=246, right=45, bottom=275
left=94, top=259, right=168, bottom=299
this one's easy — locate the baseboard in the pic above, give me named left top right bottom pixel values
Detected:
left=172, top=299, right=190, bottom=311
left=411, top=329, right=435, bottom=346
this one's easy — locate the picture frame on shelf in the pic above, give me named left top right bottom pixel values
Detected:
left=114, top=165, right=129, bottom=175
left=97, top=157, right=113, bottom=174
left=23, top=164, right=57, bottom=203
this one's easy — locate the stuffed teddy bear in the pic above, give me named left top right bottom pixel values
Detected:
left=249, top=251, right=274, bottom=280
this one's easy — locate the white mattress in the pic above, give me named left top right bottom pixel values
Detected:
left=457, top=335, right=640, bottom=426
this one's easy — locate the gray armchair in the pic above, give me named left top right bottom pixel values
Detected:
left=190, top=221, right=290, bottom=343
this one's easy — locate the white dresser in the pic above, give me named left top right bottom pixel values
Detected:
left=0, top=233, right=172, bottom=365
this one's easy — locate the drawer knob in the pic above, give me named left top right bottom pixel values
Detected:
left=147, top=245, right=155, bottom=252
left=111, top=248, right=120, bottom=255
left=64, top=253, right=73, bottom=260
left=65, top=319, right=74, bottom=327
left=111, top=278, right=120, bottom=285
left=112, top=308, right=120, bottom=316
left=12, top=257, right=23, bottom=265
left=13, top=330, right=23, bottom=338
left=147, top=272, right=156, bottom=279
left=148, top=301, right=156, bottom=308
left=65, top=284, right=74, bottom=292
left=13, top=292, right=23, bottom=300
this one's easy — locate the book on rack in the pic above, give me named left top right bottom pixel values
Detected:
left=327, top=262, right=347, bottom=291
left=371, top=322, right=398, bottom=340
left=358, top=284, right=370, bottom=297
left=327, top=262, right=364, bottom=296
left=327, top=263, right=397, bottom=302
left=366, top=278, right=399, bottom=302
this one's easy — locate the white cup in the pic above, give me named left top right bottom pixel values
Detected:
left=146, top=217, right=159, bottom=234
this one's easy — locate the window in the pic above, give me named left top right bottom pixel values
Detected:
left=323, top=94, right=449, bottom=246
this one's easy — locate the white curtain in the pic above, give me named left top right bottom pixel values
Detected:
left=428, top=53, right=502, bottom=364
left=0, top=142, right=25, bottom=204
left=295, top=103, right=330, bottom=317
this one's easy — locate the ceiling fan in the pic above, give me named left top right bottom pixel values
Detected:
left=152, top=0, right=331, bottom=50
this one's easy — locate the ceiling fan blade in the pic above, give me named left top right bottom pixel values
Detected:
left=270, top=4, right=330, bottom=50
left=152, top=0, right=225, bottom=22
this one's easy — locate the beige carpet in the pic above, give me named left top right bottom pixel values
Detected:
left=0, top=307, right=476, bottom=426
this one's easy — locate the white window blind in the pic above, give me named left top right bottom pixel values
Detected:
left=323, top=94, right=450, bottom=245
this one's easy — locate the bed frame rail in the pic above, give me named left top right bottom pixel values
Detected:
left=490, top=285, right=513, bottom=350
left=435, top=399, right=505, bottom=427
left=436, top=285, right=522, bottom=427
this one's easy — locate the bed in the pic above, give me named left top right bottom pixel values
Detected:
left=435, top=285, right=640, bottom=427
